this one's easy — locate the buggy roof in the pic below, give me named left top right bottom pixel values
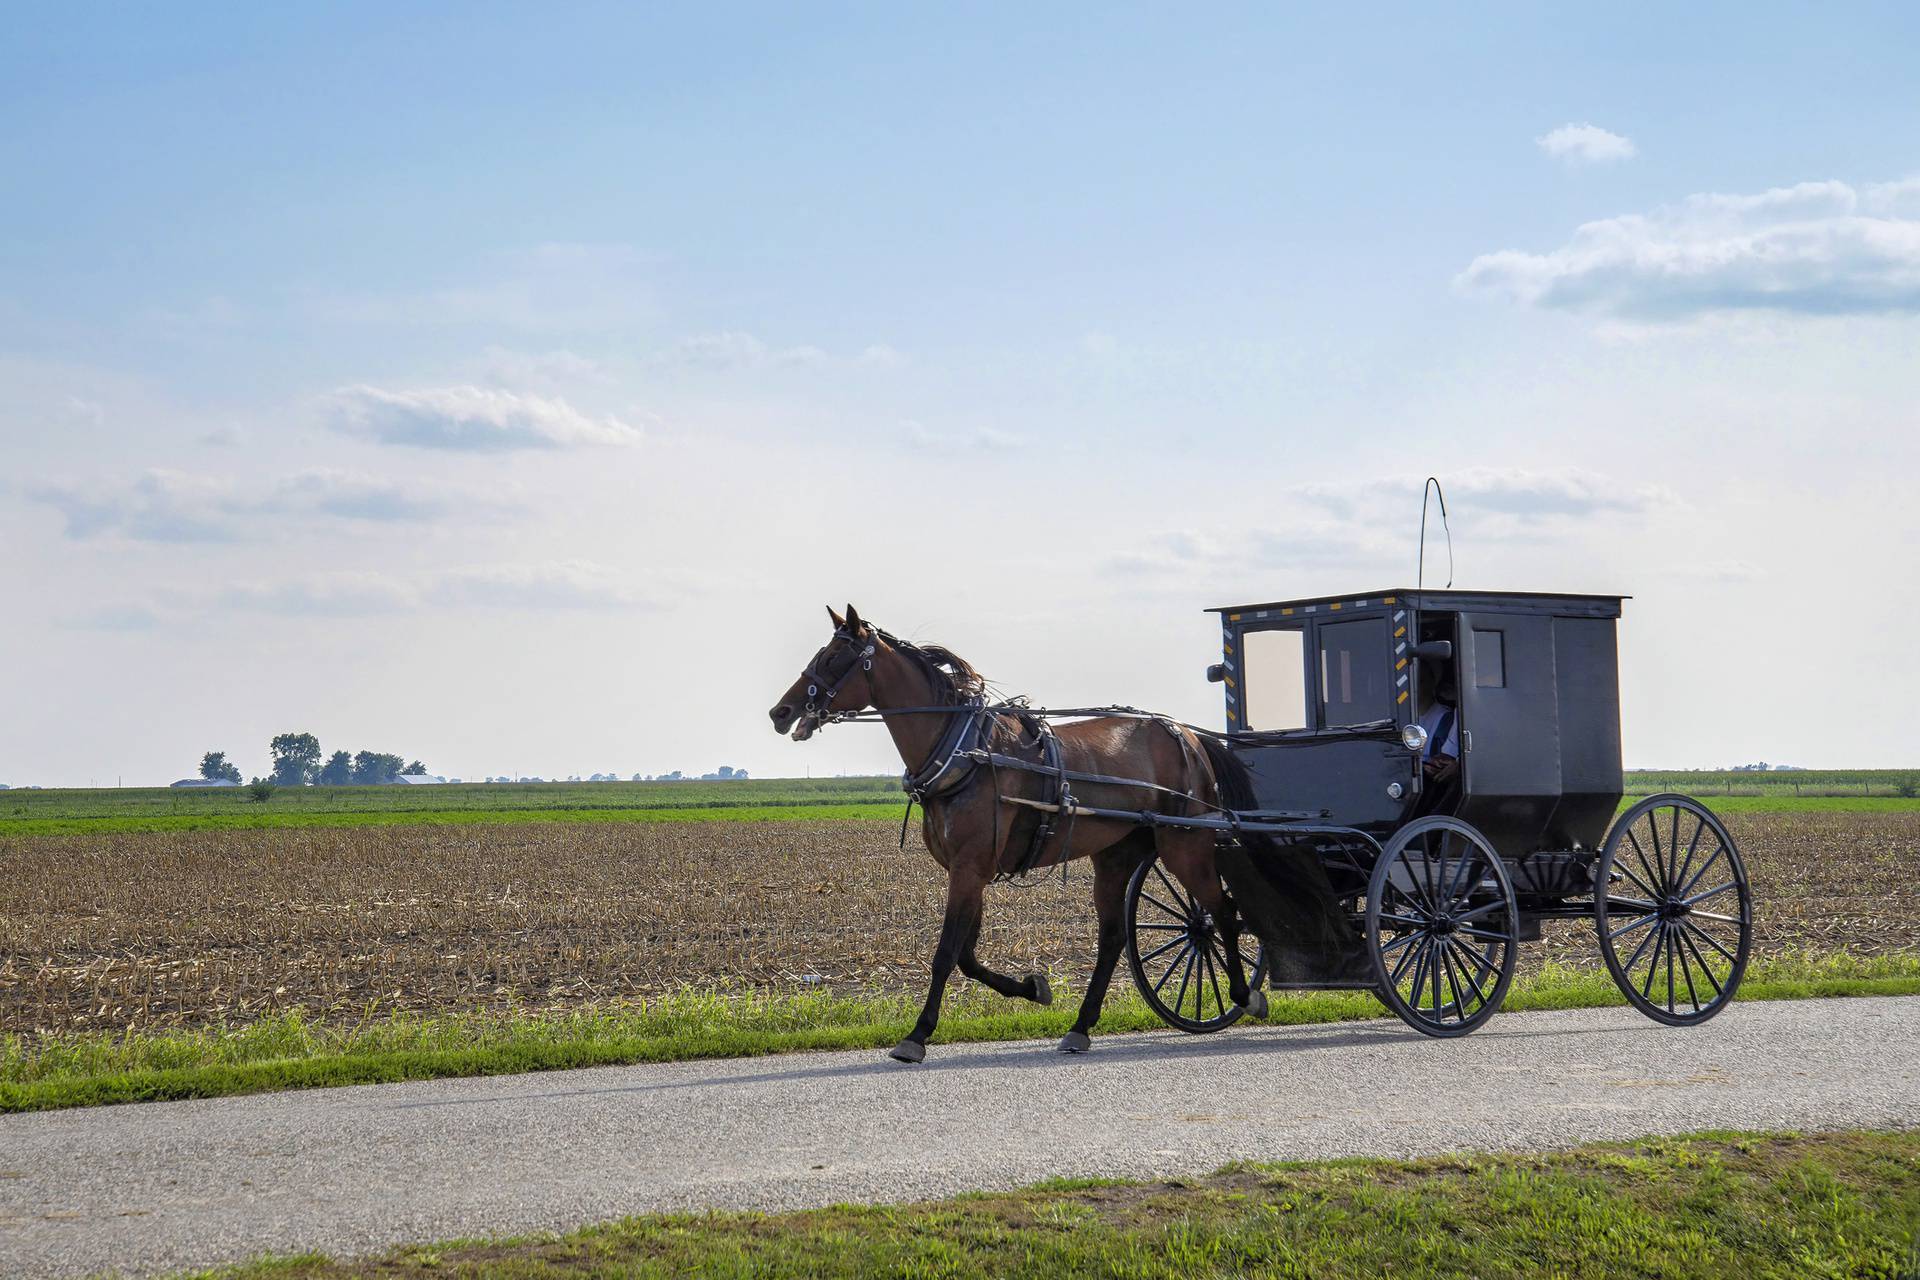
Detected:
left=1207, top=588, right=1626, bottom=619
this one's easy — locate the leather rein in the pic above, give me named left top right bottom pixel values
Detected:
left=791, top=626, right=1229, bottom=881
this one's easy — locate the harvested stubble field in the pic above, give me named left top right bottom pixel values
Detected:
left=3, top=811, right=1917, bottom=1036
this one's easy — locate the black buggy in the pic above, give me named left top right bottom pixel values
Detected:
left=1123, top=588, right=1755, bottom=1039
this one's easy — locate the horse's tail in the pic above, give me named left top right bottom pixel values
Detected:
left=1197, top=732, right=1256, bottom=814
left=1195, top=730, right=1367, bottom=981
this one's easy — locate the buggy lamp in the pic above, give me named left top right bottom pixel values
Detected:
left=1401, top=723, right=1429, bottom=752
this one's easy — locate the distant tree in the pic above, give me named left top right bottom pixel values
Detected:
left=247, top=777, right=276, bottom=803
left=402, top=760, right=426, bottom=776
left=268, top=732, right=322, bottom=787
left=199, top=751, right=242, bottom=784
left=351, top=750, right=405, bottom=785
left=317, top=751, right=353, bottom=786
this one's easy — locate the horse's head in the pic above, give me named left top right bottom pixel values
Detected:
left=769, top=604, right=880, bottom=741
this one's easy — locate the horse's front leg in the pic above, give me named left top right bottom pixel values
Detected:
left=889, top=868, right=987, bottom=1064
left=959, top=916, right=1053, bottom=1006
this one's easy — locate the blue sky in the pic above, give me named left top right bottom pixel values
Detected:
left=4, top=5, right=1918, bottom=784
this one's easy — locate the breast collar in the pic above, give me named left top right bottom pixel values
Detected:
left=902, top=698, right=989, bottom=800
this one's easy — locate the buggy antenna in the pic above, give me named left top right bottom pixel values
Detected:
left=1417, top=476, right=1453, bottom=590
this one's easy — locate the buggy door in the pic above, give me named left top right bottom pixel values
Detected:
left=1455, top=612, right=1560, bottom=858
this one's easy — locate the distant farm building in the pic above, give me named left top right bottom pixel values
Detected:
left=169, top=778, right=241, bottom=789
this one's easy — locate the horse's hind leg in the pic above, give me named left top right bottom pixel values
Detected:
left=1061, top=834, right=1151, bottom=1052
left=1158, top=830, right=1262, bottom=1017
left=959, top=918, right=1053, bottom=1005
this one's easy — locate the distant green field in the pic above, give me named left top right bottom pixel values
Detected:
left=2, top=769, right=1914, bottom=837
left=0, top=777, right=906, bottom=836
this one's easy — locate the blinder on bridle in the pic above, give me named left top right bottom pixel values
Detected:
left=799, top=626, right=877, bottom=722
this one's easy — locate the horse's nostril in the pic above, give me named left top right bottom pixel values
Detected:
left=772, top=705, right=791, bottom=722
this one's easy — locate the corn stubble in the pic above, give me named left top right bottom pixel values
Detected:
left=2, top=812, right=1914, bottom=1036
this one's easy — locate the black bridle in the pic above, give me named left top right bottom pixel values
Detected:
left=797, top=625, right=877, bottom=720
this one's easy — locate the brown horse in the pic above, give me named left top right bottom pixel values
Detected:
left=768, top=605, right=1260, bottom=1063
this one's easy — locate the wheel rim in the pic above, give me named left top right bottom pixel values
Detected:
left=1369, top=820, right=1516, bottom=1035
left=1128, top=857, right=1265, bottom=1032
left=1598, top=796, right=1751, bottom=1024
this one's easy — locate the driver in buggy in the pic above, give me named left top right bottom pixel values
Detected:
left=1415, top=667, right=1462, bottom=816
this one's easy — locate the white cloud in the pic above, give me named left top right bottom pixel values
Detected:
left=1108, top=469, right=1673, bottom=583
left=141, top=561, right=670, bottom=620
left=1458, top=177, right=1920, bottom=319
left=900, top=419, right=1021, bottom=452
left=325, top=384, right=642, bottom=451
left=1296, top=468, right=1673, bottom=520
left=480, top=346, right=607, bottom=389
left=30, top=468, right=515, bottom=542
left=648, top=331, right=830, bottom=372
left=1536, top=123, right=1637, bottom=165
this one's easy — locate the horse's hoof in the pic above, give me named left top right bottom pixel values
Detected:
left=1241, top=989, right=1269, bottom=1020
left=888, top=1039, right=925, bottom=1064
left=1029, top=974, right=1053, bottom=1006
left=1058, top=1031, right=1092, bottom=1054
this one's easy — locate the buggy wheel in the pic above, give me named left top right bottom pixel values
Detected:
left=1125, top=853, right=1268, bottom=1034
left=1596, top=794, right=1752, bottom=1026
left=1366, top=817, right=1518, bottom=1038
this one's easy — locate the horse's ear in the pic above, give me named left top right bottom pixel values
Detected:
left=826, top=605, right=845, bottom=628
left=845, top=603, right=863, bottom=631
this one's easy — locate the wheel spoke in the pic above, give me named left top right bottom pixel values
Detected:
left=1674, top=930, right=1702, bottom=1012
left=1647, top=811, right=1670, bottom=892
left=1626, top=830, right=1666, bottom=897
left=1173, top=947, right=1196, bottom=1018
left=1639, top=926, right=1669, bottom=1001
left=1135, top=922, right=1189, bottom=933
left=1665, top=927, right=1676, bottom=1013
left=1684, top=882, right=1738, bottom=907
left=1202, top=944, right=1225, bottom=1022
left=1443, top=938, right=1491, bottom=1011
left=1400, top=938, right=1432, bottom=1005
left=1676, top=844, right=1726, bottom=900
left=1430, top=933, right=1445, bottom=1017
left=1459, top=925, right=1513, bottom=942
left=1152, top=864, right=1194, bottom=916
left=1454, top=901, right=1508, bottom=923
left=1379, top=931, right=1422, bottom=956
left=1139, top=891, right=1187, bottom=921
left=1438, top=946, right=1472, bottom=1021
left=1690, top=909, right=1745, bottom=925
left=1607, top=912, right=1659, bottom=943
left=1613, top=855, right=1661, bottom=900
left=1675, top=926, right=1725, bottom=998
left=1620, top=915, right=1662, bottom=974
left=1670, top=813, right=1707, bottom=898
left=1440, top=845, right=1477, bottom=912
left=1139, top=935, right=1187, bottom=964
left=1388, top=932, right=1425, bottom=985
left=1681, top=919, right=1738, bottom=966
left=1152, top=943, right=1194, bottom=998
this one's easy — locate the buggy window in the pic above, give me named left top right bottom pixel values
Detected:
left=1473, top=629, right=1506, bottom=688
left=1317, top=618, right=1392, bottom=727
left=1242, top=627, right=1306, bottom=730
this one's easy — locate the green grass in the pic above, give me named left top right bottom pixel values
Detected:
left=0, top=777, right=907, bottom=836
left=173, top=1129, right=1920, bottom=1278
left=4, top=770, right=1916, bottom=837
left=6, top=952, right=1915, bottom=1115
left=1617, top=794, right=1920, bottom=814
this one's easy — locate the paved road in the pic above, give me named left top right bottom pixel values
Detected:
left=3, top=996, right=1916, bottom=1279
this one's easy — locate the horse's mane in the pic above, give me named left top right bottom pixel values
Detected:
left=873, top=627, right=987, bottom=705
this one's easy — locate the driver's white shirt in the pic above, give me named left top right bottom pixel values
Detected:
left=1418, top=702, right=1460, bottom=759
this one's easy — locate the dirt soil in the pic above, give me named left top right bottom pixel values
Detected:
left=2, top=811, right=1915, bottom=1034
